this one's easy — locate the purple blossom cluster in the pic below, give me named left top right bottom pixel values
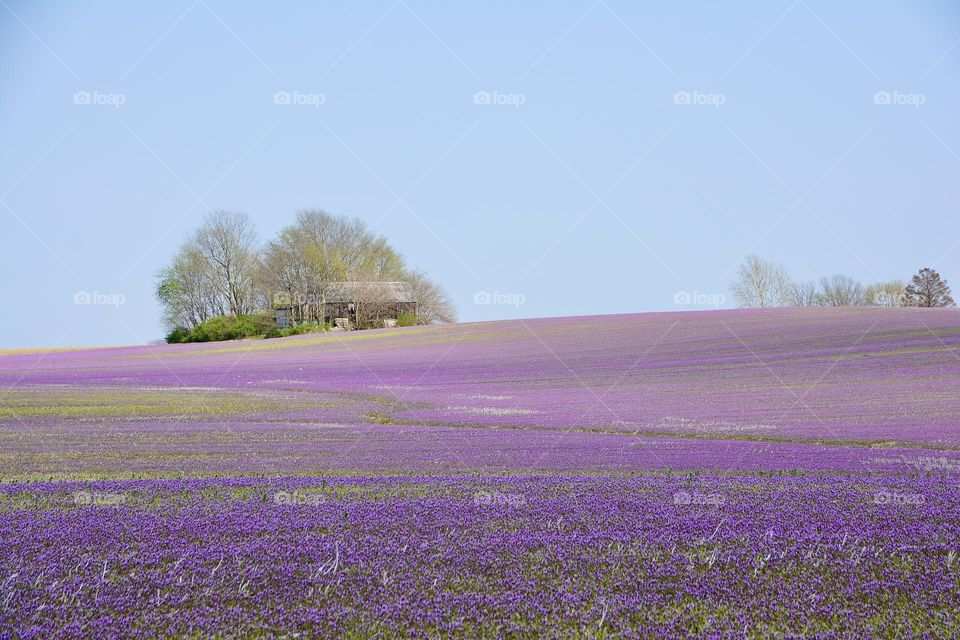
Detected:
left=1, top=308, right=959, bottom=636
left=1, top=475, right=958, bottom=638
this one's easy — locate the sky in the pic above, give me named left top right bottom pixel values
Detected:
left=1, top=0, right=958, bottom=348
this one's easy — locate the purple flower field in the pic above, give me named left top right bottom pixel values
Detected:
left=2, top=308, right=960, bottom=637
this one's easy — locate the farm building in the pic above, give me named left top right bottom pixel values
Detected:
left=274, top=281, right=416, bottom=329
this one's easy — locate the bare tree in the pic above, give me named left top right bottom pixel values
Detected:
left=156, top=245, right=221, bottom=329
left=864, top=280, right=906, bottom=307
left=904, top=268, right=955, bottom=307
left=816, top=274, right=865, bottom=307
left=256, top=228, right=316, bottom=323
left=407, top=268, right=457, bottom=324
left=788, top=281, right=819, bottom=307
left=157, top=211, right=259, bottom=331
left=345, top=279, right=391, bottom=328
left=730, top=255, right=793, bottom=308
left=192, top=210, right=258, bottom=316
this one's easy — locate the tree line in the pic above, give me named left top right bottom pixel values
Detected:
left=731, top=256, right=955, bottom=308
left=156, top=210, right=456, bottom=341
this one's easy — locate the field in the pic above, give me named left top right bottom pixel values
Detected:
left=1, top=308, right=959, bottom=638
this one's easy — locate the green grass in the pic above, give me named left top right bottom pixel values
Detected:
left=0, top=388, right=337, bottom=419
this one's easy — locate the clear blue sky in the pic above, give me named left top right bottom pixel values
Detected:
left=2, top=0, right=958, bottom=347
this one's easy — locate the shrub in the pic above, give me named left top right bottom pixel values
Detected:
left=264, top=322, right=329, bottom=339
left=165, top=327, right=192, bottom=344
left=167, top=314, right=278, bottom=343
left=396, top=312, right=419, bottom=327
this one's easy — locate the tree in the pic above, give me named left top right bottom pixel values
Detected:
left=407, top=268, right=457, bottom=324
left=864, top=280, right=906, bottom=307
left=730, top=255, right=793, bottom=308
left=192, top=210, right=258, bottom=316
left=255, top=209, right=411, bottom=324
left=155, top=245, right=222, bottom=329
left=256, top=228, right=316, bottom=324
left=157, top=211, right=257, bottom=329
left=788, top=281, right=819, bottom=307
left=816, top=274, right=865, bottom=307
left=291, top=209, right=405, bottom=283
left=159, top=208, right=457, bottom=338
left=904, top=268, right=955, bottom=307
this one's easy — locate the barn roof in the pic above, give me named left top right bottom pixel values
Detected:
left=324, top=281, right=415, bottom=303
